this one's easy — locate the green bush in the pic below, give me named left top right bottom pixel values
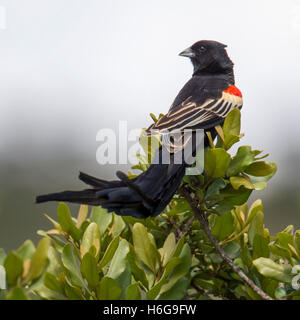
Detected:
left=1, top=109, right=300, bottom=300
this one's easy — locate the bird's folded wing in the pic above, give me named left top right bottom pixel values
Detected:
left=145, top=90, right=243, bottom=134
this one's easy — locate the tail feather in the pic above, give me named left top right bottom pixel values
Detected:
left=36, top=149, right=188, bottom=218
left=36, top=189, right=99, bottom=205
left=79, top=171, right=127, bottom=188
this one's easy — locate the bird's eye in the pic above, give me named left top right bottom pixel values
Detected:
left=199, top=46, right=206, bottom=52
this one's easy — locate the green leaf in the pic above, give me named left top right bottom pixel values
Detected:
left=253, top=234, right=270, bottom=259
left=96, top=277, right=122, bottom=300
left=4, top=252, right=23, bottom=285
left=6, top=287, right=29, bottom=300
left=248, top=210, right=265, bottom=246
left=44, top=272, right=64, bottom=294
left=159, top=244, right=192, bottom=295
left=107, top=239, right=130, bottom=280
left=127, top=245, right=149, bottom=289
left=252, top=181, right=267, bottom=191
left=162, top=233, right=176, bottom=266
left=205, top=178, right=227, bottom=198
left=275, top=287, right=287, bottom=299
left=227, top=146, right=255, bottom=177
left=111, top=214, right=126, bottom=237
left=294, top=230, right=300, bottom=254
left=253, top=258, right=293, bottom=283
left=132, top=223, right=160, bottom=274
left=36, top=284, right=66, bottom=300
left=157, top=276, right=189, bottom=300
left=223, top=242, right=240, bottom=259
left=230, top=176, right=255, bottom=190
left=277, top=231, right=294, bottom=250
left=125, top=283, right=141, bottom=300
left=26, top=237, right=51, bottom=282
left=150, top=113, right=158, bottom=122
left=269, top=243, right=291, bottom=261
left=98, top=236, right=119, bottom=270
left=81, top=252, right=99, bottom=288
left=16, top=240, right=36, bottom=261
left=204, top=148, right=231, bottom=178
left=247, top=199, right=263, bottom=223
left=76, top=205, right=89, bottom=228
left=167, top=198, right=190, bottom=216
left=90, top=206, right=112, bottom=236
left=64, top=281, right=84, bottom=300
left=224, top=134, right=240, bottom=150
left=57, top=202, right=81, bottom=242
left=47, top=246, right=63, bottom=277
left=218, top=185, right=252, bottom=206
left=245, top=161, right=276, bottom=177
left=223, top=108, right=241, bottom=137
left=80, top=222, right=101, bottom=259
left=211, top=212, right=234, bottom=241
left=146, top=257, right=182, bottom=299
left=62, top=243, right=86, bottom=289
left=240, top=246, right=253, bottom=268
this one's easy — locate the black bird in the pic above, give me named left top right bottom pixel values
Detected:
left=36, top=40, right=243, bottom=219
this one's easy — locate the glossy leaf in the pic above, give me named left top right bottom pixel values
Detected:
left=253, top=258, right=293, bottom=283
left=98, top=236, right=119, bottom=270
left=162, top=233, right=176, bottom=266
left=253, top=234, right=270, bottom=259
left=223, top=108, right=241, bottom=137
left=211, top=212, right=234, bottom=241
left=81, top=252, right=99, bottom=288
left=25, top=237, right=51, bottom=282
left=227, top=146, right=255, bottom=177
left=4, top=252, right=23, bottom=285
left=159, top=244, right=192, bottom=295
left=6, top=287, right=29, bottom=300
left=248, top=211, right=265, bottom=246
left=125, top=282, right=141, bottom=300
left=230, top=176, right=255, bottom=190
left=97, top=277, right=122, bottom=300
left=76, top=205, right=89, bottom=229
left=57, top=202, right=81, bottom=242
left=80, top=222, right=101, bottom=259
left=16, top=240, right=35, bottom=261
left=245, top=161, right=276, bottom=177
left=205, top=148, right=231, bottom=178
left=62, top=243, right=86, bottom=289
left=107, top=239, right=130, bottom=280
left=44, top=272, right=64, bottom=294
left=132, top=223, right=160, bottom=274
left=90, top=206, right=112, bottom=236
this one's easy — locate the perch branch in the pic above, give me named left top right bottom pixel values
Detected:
left=181, top=187, right=273, bottom=301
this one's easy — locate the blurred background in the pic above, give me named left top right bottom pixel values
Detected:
left=1, top=0, right=300, bottom=251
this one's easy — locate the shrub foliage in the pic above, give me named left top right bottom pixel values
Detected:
left=1, top=109, right=300, bottom=300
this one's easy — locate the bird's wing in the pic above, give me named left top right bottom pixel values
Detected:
left=143, top=85, right=242, bottom=154
left=146, top=85, right=243, bottom=133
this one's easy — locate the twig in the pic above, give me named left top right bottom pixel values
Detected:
left=177, top=216, right=195, bottom=238
left=167, top=217, right=182, bottom=240
left=181, top=187, right=273, bottom=301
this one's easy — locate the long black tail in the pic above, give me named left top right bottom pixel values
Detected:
left=36, top=161, right=186, bottom=219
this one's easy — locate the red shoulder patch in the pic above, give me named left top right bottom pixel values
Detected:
left=223, top=85, right=242, bottom=97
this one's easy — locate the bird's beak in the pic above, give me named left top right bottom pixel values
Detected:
left=179, top=47, right=195, bottom=58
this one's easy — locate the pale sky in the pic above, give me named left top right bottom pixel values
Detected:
left=0, top=0, right=300, bottom=184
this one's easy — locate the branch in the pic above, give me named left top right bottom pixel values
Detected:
left=181, top=187, right=273, bottom=301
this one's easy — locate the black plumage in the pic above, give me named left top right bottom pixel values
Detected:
left=36, top=40, right=242, bottom=219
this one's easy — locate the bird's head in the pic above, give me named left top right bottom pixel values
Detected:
left=179, top=40, right=234, bottom=75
